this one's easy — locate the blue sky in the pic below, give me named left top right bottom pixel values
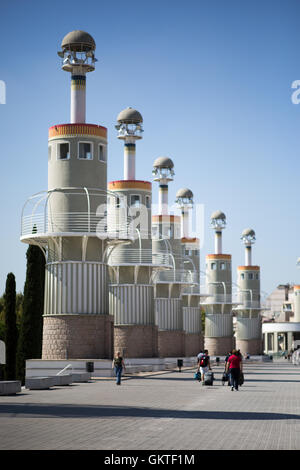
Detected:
left=0, top=0, right=300, bottom=296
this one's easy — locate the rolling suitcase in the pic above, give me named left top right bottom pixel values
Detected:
left=204, top=371, right=214, bottom=385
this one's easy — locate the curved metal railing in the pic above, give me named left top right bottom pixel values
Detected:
left=107, top=248, right=173, bottom=267
left=21, top=188, right=134, bottom=241
left=152, top=269, right=199, bottom=284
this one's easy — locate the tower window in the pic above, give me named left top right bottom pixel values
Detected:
left=248, top=273, right=253, bottom=280
left=57, top=142, right=70, bottom=160
left=241, top=273, right=245, bottom=280
left=211, top=262, right=216, bottom=270
left=78, top=142, right=93, bottom=160
left=130, top=195, right=140, bottom=207
left=145, top=195, right=151, bottom=209
left=99, top=144, right=106, bottom=162
left=220, top=262, right=226, bottom=270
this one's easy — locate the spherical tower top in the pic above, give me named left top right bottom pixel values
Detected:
left=175, top=188, right=193, bottom=208
left=117, top=107, right=143, bottom=124
left=152, top=157, right=175, bottom=182
left=115, top=107, right=143, bottom=140
left=176, top=188, right=193, bottom=199
left=210, top=210, right=226, bottom=230
left=58, top=30, right=97, bottom=73
left=61, top=30, right=96, bottom=52
left=153, top=156, right=174, bottom=169
left=241, top=228, right=256, bottom=238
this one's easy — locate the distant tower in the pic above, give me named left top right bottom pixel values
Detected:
left=58, top=30, right=97, bottom=123
left=202, top=211, right=234, bottom=355
left=152, top=158, right=186, bottom=357
left=175, top=188, right=203, bottom=356
left=21, top=31, right=129, bottom=360
left=235, top=229, right=262, bottom=354
left=107, top=108, right=163, bottom=358
left=115, top=107, right=143, bottom=180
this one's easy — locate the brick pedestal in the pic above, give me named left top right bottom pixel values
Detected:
left=184, top=333, right=204, bottom=357
left=114, top=325, right=158, bottom=358
left=158, top=330, right=185, bottom=357
left=42, top=314, right=113, bottom=360
left=204, top=336, right=234, bottom=356
left=235, top=338, right=263, bottom=356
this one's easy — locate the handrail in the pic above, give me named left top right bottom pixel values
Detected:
left=56, top=364, right=73, bottom=376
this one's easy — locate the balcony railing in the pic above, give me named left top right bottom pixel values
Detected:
left=20, top=189, right=134, bottom=241
left=107, top=248, right=173, bottom=268
left=152, top=270, right=199, bottom=284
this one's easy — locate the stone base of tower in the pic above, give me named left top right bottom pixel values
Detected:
left=42, top=314, right=113, bottom=360
left=235, top=338, right=263, bottom=355
left=184, top=333, right=203, bottom=357
left=204, top=336, right=234, bottom=356
left=114, top=325, right=158, bottom=358
left=157, top=330, right=185, bottom=357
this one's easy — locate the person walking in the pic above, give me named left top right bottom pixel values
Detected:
left=199, top=349, right=211, bottom=385
left=112, top=351, right=126, bottom=385
left=226, top=349, right=242, bottom=391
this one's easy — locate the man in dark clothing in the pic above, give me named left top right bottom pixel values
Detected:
left=226, top=349, right=242, bottom=391
left=112, top=351, right=126, bottom=385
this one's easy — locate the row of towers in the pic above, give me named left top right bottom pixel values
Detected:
left=20, top=31, right=263, bottom=359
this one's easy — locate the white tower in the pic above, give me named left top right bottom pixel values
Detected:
left=235, top=228, right=262, bottom=355
left=21, top=31, right=131, bottom=361
left=57, top=30, right=97, bottom=123
left=152, top=157, right=174, bottom=215
left=175, top=188, right=203, bottom=355
left=202, top=211, right=234, bottom=355
left=115, top=107, right=143, bottom=180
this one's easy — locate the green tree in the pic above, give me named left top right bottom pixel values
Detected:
left=4, top=273, right=18, bottom=380
left=17, top=245, right=45, bottom=383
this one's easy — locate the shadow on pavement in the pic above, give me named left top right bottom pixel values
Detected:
left=0, top=403, right=299, bottom=421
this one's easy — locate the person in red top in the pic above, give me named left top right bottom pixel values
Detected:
left=226, top=349, right=243, bottom=391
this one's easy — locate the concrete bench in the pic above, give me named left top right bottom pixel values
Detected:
left=0, top=381, right=21, bottom=395
left=51, top=374, right=73, bottom=386
left=25, top=377, right=54, bottom=390
left=71, top=372, right=91, bottom=382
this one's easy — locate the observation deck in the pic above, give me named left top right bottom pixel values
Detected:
left=20, top=188, right=135, bottom=246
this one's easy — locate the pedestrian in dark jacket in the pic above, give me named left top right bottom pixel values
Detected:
left=112, top=352, right=126, bottom=385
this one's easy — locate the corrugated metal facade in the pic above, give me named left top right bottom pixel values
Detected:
left=44, top=261, right=108, bottom=315
left=236, top=317, right=262, bottom=340
left=154, top=298, right=182, bottom=331
left=205, top=313, right=233, bottom=337
left=183, top=307, right=202, bottom=334
left=109, top=284, right=154, bottom=325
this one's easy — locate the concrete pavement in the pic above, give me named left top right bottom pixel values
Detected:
left=0, top=360, right=300, bottom=450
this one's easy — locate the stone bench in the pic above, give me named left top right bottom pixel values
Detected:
left=25, top=377, right=54, bottom=390
left=50, top=374, right=73, bottom=386
left=71, top=372, right=91, bottom=382
left=0, top=381, right=21, bottom=395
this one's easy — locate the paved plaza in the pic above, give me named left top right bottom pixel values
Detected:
left=0, top=360, right=300, bottom=451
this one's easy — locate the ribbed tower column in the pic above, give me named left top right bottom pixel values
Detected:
left=235, top=229, right=262, bottom=355
left=203, top=211, right=234, bottom=355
